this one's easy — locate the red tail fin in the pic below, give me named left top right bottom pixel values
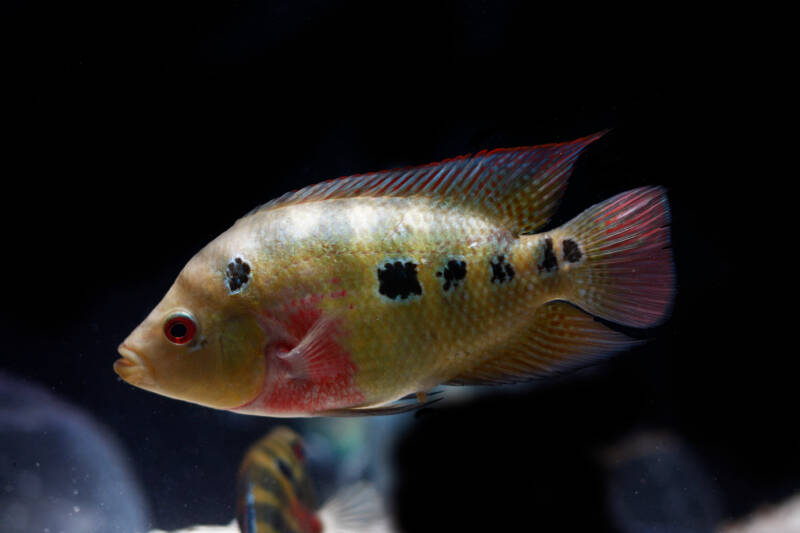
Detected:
left=556, top=186, right=674, bottom=328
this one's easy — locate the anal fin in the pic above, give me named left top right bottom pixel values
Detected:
left=276, top=314, right=349, bottom=381
left=315, top=392, right=443, bottom=417
left=447, top=301, right=640, bottom=386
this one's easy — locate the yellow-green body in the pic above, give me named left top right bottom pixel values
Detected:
left=115, top=132, right=673, bottom=417
left=210, top=197, right=562, bottom=410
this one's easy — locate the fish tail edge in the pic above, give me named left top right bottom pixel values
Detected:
left=554, top=186, right=674, bottom=328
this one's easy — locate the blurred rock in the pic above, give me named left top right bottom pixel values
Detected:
left=717, top=493, right=800, bottom=533
left=600, top=431, right=722, bottom=533
left=0, top=372, right=150, bottom=533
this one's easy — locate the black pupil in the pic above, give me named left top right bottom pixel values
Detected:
left=170, top=321, right=188, bottom=339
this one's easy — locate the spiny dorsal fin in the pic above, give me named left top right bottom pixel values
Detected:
left=446, top=301, right=639, bottom=386
left=252, top=131, right=607, bottom=234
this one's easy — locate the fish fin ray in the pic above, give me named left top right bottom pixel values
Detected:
left=315, top=396, right=442, bottom=417
left=249, top=131, right=608, bottom=233
left=318, top=482, right=395, bottom=533
left=556, top=186, right=674, bottom=327
left=277, top=314, right=350, bottom=381
left=446, top=301, right=640, bottom=385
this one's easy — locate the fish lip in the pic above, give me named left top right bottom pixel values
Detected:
left=115, top=344, right=152, bottom=383
left=117, top=344, right=143, bottom=366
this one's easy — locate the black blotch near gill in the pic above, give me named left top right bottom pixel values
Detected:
left=562, top=239, right=582, bottom=263
left=537, top=238, right=558, bottom=272
left=490, top=255, right=515, bottom=283
left=437, top=259, right=467, bottom=291
left=378, top=261, right=423, bottom=300
left=226, top=256, right=251, bottom=292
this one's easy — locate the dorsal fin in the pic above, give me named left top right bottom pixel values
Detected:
left=252, top=131, right=607, bottom=234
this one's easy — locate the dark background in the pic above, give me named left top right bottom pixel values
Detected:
left=3, top=2, right=781, bottom=532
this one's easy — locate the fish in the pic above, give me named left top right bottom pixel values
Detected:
left=236, top=426, right=391, bottom=533
left=115, top=131, right=674, bottom=416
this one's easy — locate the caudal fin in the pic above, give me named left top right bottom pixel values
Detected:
left=556, top=186, right=674, bottom=328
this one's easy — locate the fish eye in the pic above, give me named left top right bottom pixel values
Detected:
left=164, top=313, right=197, bottom=345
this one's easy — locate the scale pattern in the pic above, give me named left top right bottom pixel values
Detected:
left=234, top=197, right=568, bottom=408
left=117, top=132, right=673, bottom=417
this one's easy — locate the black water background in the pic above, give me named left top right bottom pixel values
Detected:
left=2, top=2, right=781, bottom=532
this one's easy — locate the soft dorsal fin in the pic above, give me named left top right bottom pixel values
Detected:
left=253, top=131, right=607, bottom=234
left=446, top=301, right=639, bottom=386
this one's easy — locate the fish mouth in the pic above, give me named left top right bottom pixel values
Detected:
left=115, top=344, right=152, bottom=385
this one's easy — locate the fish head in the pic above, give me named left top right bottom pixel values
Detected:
left=115, top=250, right=267, bottom=410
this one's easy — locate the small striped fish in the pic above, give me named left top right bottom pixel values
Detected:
left=236, top=426, right=390, bottom=533
left=116, top=131, right=674, bottom=416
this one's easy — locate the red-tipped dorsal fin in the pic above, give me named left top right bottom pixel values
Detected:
left=249, top=131, right=608, bottom=234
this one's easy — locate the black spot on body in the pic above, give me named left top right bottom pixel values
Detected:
left=378, top=261, right=422, bottom=300
left=562, top=239, right=582, bottom=262
left=490, top=255, right=515, bottom=283
left=538, top=238, right=558, bottom=272
left=437, top=259, right=467, bottom=291
left=226, top=257, right=251, bottom=292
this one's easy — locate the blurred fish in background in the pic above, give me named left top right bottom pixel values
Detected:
left=297, top=413, right=418, bottom=510
left=236, top=426, right=391, bottom=533
left=0, top=372, right=150, bottom=533
left=148, top=423, right=398, bottom=533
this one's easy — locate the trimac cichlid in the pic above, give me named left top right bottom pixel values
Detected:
left=115, top=131, right=674, bottom=416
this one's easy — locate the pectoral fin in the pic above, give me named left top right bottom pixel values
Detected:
left=273, top=314, right=350, bottom=381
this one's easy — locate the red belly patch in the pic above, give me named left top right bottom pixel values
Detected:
left=233, top=293, right=364, bottom=416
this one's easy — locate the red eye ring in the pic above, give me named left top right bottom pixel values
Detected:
left=164, top=313, right=197, bottom=344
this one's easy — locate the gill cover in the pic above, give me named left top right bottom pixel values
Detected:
left=116, top=256, right=267, bottom=410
